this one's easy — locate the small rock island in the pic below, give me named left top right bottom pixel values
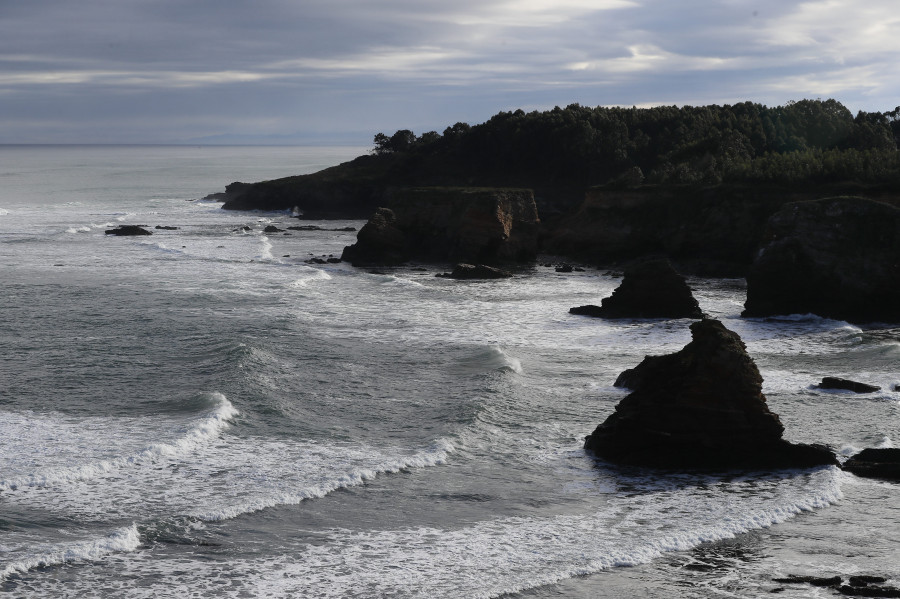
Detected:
left=570, top=258, right=703, bottom=319
left=585, top=319, right=838, bottom=469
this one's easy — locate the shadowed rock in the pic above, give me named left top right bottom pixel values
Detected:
left=436, top=263, right=513, bottom=280
left=843, top=448, right=900, bottom=481
left=569, top=258, right=702, bottom=319
left=817, top=377, right=881, bottom=393
left=585, top=319, right=838, bottom=469
left=743, top=197, right=900, bottom=323
left=340, top=207, right=408, bottom=266
left=105, top=225, right=152, bottom=236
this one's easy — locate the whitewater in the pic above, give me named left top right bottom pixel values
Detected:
left=1, top=145, right=899, bottom=598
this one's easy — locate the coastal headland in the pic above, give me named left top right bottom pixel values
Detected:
left=209, top=99, right=900, bottom=322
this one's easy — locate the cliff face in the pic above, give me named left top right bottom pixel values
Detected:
left=341, top=187, right=540, bottom=266
left=544, top=183, right=900, bottom=275
left=743, top=197, right=900, bottom=322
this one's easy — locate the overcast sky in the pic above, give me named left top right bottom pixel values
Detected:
left=2, top=0, right=899, bottom=144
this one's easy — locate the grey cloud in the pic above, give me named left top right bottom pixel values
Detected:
left=1, top=0, right=898, bottom=143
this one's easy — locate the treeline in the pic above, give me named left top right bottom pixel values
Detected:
left=371, top=99, right=900, bottom=188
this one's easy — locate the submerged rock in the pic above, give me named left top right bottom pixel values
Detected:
left=105, top=225, right=152, bottom=236
left=569, top=258, right=703, bottom=319
left=772, top=575, right=843, bottom=587
left=584, top=319, right=838, bottom=469
left=743, top=197, right=900, bottom=323
left=843, top=448, right=900, bottom=481
left=816, top=377, right=881, bottom=393
left=436, top=263, right=513, bottom=280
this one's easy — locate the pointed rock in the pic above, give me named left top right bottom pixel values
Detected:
left=570, top=258, right=702, bottom=319
left=585, top=319, right=838, bottom=469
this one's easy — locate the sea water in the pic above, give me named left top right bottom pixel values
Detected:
left=1, top=145, right=899, bottom=597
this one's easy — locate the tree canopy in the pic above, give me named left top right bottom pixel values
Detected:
left=370, top=99, right=900, bottom=188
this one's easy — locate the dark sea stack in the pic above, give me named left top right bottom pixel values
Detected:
left=843, top=448, right=900, bottom=481
left=569, top=304, right=605, bottom=317
left=105, top=225, right=152, bottom=236
left=572, top=258, right=703, bottom=319
left=816, top=377, right=881, bottom=393
left=585, top=319, right=838, bottom=469
left=437, top=263, right=513, bottom=280
left=743, top=197, right=900, bottom=323
left=341, top=187, right=540, bottom=266
left=341, top=207, right=408, bottom=266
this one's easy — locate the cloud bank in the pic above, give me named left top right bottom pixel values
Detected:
left=1, top=0, right=898, bottom=143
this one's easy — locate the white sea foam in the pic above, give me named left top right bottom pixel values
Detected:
left=62, top=468, right=843, bottom=599
left=0, top=393, right=238, bottom=491
left=258, top=235, right=275, bottom=261
left=192, top=437, right=455, bottom=522
left=289, top=268, right=332, bottom=288
left=454, top=346, right=523, bottom=375
left=0, top=524, right=140, bottom=583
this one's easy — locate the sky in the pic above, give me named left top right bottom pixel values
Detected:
left=2, top=0, right=899, bottom=145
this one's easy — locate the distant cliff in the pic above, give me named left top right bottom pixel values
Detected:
left=220, top=154, right=394, bottom=218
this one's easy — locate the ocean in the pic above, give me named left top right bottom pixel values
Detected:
left=1, top=145, right=899, bottom=598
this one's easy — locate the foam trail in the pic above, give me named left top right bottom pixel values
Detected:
left=0, top=393, right=238, bottom=491
left=119, top=468, right=844, bottom=599
left=0, top=524, right=140, bottom=583
left=193, top=438, right=455, bottom=521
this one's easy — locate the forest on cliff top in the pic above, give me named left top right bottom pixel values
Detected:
left=369, top=99, right=900, bottom=190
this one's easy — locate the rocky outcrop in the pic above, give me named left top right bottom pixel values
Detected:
left=843, top=448, right=900, bottom=481
left=584, top=319, right=838, bottom=469
left=569, top=258, right=702, bottom=319
left=816, top=377, right=881, bottom=393
left=340, top=207, right=408, bottom=266
left=436, top=264, right=513, bottom=279
left=105, top=225, right=152, bottom=236
left=341, top=187, right=540, bottom=266
left=743, top=197, right=900, bottom=323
